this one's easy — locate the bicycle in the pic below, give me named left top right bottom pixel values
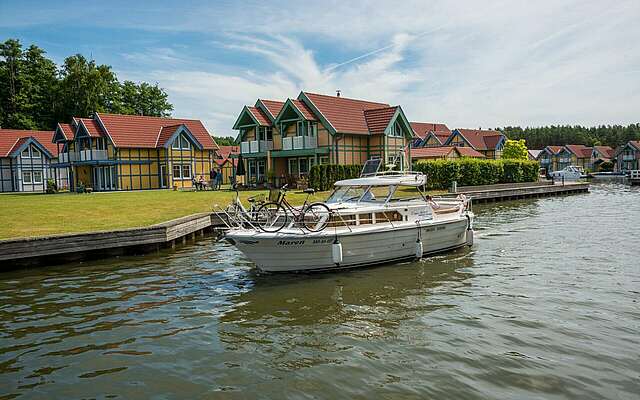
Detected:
left=225, top=189, right=266, bottom=227
left=254, top=184, right=332, bottom=233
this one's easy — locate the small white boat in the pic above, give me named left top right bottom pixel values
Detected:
left=550, top=165, right=585, bottom=180
left=222, top=162, right=474, bottom=273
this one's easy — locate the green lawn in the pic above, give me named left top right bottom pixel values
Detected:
left=0, top=188, right=332, bottom=240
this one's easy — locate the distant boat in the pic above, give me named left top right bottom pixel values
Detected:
left=550, top=166, right=585, bottom=180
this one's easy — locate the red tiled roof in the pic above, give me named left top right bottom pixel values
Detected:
left=247, top=106, right=271, bottom=126
left=77, top=118, right=105, bottom=138
left=410, top=122, right=450, bottom=140
left=302, top=92, right=390, bottom=134
left=565, top=144, right=593, bottom=158
left=412, top=146, right=485, bottom=159
left=546, top=145, right=564, bottom=155
left=593, top=145, right=614, bottom=158
left=96, top=113, right=217, bottom=149
left=0, top=129, right=58, bottom=157
left=258, top=99, right=285, bottom=120
left=291, top=100, right=317, bottom=121
left=156, top=124, right=183, bottom=146
left=454, top=129, right=504, bottom=150
left=215, top=145, right=239, bottom=167
left=57, top=123, right=75, bottom=141
left=628, top=141, right=640, bottom=151
left=363, top=107, right=398, bottom=135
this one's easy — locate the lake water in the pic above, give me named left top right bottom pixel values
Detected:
left=1, top=183, right=639, bottom=399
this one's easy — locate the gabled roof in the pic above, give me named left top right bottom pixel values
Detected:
left=247, top=106, right=272, bottom=126
left=593, top=145, right=614, bottom=158
left=412, top=146, right=485, bottom=159
left=565, top=144, right=593, bottom=158
left=290, top=99, right=317, bottom=121
left=215, top=145, right=239, bottom=167
left=363, top=107, right=399, bottom=135
left=410, top=122, right=450, bottom=140
left=300, top=91, right=390, bottom=135
left=96, top=113, right=217, bottom=149
left=528, top=149, right=542, bottom=159
left=274, top=99, right=318, bottom=124
left=628, top=141, right=640, bottom=151
left=257, top=99, right=285, bottom=121
left=541, top=145, right=564, bottom=155
left=76, top=118, right=105, bottom=138
left=157, top=124, right=184, bottom=146
left=55, top=123, right=75, bottom=141
left=0, top=129, right=58, bottom=157
left=450, top=129, right=505, bottom=150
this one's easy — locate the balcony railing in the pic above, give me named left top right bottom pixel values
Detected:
left=623, top=154, right=636, bottom=161
left=539, top=158, right=550, bottom=164
left=79, top=150, right=108, bottom=161
left=282, top=135, right=317, bottom=151
left=241, top=140, right=273, bottom=154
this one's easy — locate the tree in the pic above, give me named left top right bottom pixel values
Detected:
left=214, top=136, right=237, bottom=146
left=502, top=139, right=529, bottom=160
left=117, top=80, right=173, bottom=117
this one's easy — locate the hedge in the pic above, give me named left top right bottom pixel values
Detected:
left=309, top=164, right=362, bottom=191
left=413, top=159, right=539, bottom=190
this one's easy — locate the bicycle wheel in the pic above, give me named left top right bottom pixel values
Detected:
left=255, top=202, right=288, bottom=232
left=302, top=203, right=332, bottom=232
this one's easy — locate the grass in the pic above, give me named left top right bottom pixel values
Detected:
left=0, top=188, right=331, bottom=240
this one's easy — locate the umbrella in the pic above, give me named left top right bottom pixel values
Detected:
left=235, top=153, right=245, bottom=176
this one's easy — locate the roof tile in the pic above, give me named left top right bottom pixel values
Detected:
left=302, top=92, right=389, bottom=134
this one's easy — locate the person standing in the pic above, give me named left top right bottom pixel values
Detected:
left=210, top=168, right=218, bottom=190
left=215, top=168, right=223, bottom=190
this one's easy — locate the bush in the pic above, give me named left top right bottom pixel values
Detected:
left=309, top=164, right=362, bottom=191
left=46, top=179, right=58, bottom=194
left=413, top=158, right=539, bottom=189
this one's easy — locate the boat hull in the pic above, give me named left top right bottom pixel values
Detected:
left=225, top=217, right=472, bottom=273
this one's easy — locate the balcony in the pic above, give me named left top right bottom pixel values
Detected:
left=240, top=140, right=273, bottom=154
left=623, top=154, right=636, bottom=161
left=539, top=158, right=550, bottom=164
left=282, top=136, right=317, bottom=151
left=79, top=150, right=108, bottom=161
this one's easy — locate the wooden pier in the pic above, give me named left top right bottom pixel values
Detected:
left=452, top=181, right=589, bottom=203
left=629, top=170, right=640, bottom=186
left=1, top=181, right=589, bottom=269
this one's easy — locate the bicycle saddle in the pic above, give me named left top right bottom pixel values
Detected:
left=303, top=188, right=315, bottom=194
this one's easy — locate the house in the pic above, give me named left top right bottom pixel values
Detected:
left=590, top=146, right=614, bottom=171
left=410, top=122, right=450, bottom=147
left=233, top=91, right=414, bottom=185
left=444, top=129, right=506, bottom=159
left=0, top=129, right=69, bottom=192
left=614, top=141, right=640, bottom=172
left=214, top=145, right=239, bottom=184
left=50, top=113, right=218, bottom=191
left=564, top=144, right=593, bottom=170
left=412, top=146, right=485, bottom=161
left=537, top=146, right=564, bottom=174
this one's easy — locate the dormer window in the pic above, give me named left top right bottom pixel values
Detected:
left=172, top=135, right=191, bottom=150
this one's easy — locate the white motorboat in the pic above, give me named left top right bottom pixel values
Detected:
left=550, top=165, right=586, bottom=180
left=222, top=162, right=474, bottom=273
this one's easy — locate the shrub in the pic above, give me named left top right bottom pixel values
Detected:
left=413, top=158, right=539, bottom=189
left=46, top=179, right=58, bottom=194
left=309, top=164, right=362, bottom=191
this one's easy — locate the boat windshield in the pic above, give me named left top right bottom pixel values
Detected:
left=326, top=185, right=395, bottom=204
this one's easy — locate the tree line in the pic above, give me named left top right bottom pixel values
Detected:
left=0, top=38, right=173, bottom=131
left=499, top=124, right=640, bottom=149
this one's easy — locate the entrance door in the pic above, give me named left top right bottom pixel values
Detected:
left=160, top=165, right=168, bottom=188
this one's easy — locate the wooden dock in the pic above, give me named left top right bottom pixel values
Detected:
left=452, top=181, right=589, bottom=203
left=1, top=181, right=589, bottom=269
left=629, top=170, right=640, bottom=186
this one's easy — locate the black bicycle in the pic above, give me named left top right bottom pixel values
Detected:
left=255, top=185, right=331, bottom=232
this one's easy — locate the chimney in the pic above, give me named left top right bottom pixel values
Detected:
left=336, top=90, right=341, bottom=97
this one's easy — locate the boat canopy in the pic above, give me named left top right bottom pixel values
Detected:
left=334, top=173, right=426, bottom=187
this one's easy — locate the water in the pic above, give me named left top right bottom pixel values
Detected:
left=1, top=183, right=639, bottom=399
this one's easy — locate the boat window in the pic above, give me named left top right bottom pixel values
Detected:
left=360, top=185, right=393, bottom=203
left=326, top=186, right=366, bottom=203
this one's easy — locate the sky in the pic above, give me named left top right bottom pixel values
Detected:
left=1, top=0, right=639, bottom=137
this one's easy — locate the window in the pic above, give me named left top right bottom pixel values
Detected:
left=389, top=121, right=404, bottom=137
left=31, top=147, right=41, bottom=158
left=319, top=156, right=330, bottom=165
left=172, top=135, right=191, bottom=150
left=288, top=158, right=298, bottom=175
left=21, top=148, right=30, bottom=158
left=23, top=171, right=32, bottom=184
left=181, top=164, right=192, bottom=179
left=310, top=122, right=318, bottom=137
left=296, top=121, right=307, bottom=137
left=33, top=170, right=43, bottom=184
left=258, top=126, right=273, bottom=141
left=299, top=158, right=309, bottom=175
left=172, top=164, right=182, bottom=178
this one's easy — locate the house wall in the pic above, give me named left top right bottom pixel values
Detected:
left=0, top=157, right=15, bottom=192
left=424, top=135, right=442, bottom=147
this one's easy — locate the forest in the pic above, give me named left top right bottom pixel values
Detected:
left=499, top=124, right=640, bottom=149
left=0, top=38, right=173, bottom=131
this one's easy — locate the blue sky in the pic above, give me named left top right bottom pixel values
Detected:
left=1, top=0, right=639, bottom=136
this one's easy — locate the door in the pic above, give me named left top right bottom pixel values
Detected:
left=160, top=165, right=168, bottom=188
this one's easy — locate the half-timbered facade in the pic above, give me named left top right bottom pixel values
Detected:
left=50, top=113, right=218, bottom=191
left=233, top=92, right=414, bottom=186
left=411, top=146, right=485, bottom=161
left=614, top=141, right=640, bottom=172
left=0, top=129, right=68, bottom=192
left=444, top=129, right=506, bottom=159
left=564, top=144, right=594, bottom=171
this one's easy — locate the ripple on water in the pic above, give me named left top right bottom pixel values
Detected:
left=0, top=184, right=639, bottom=399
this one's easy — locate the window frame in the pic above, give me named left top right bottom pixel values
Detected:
left=172, top=134, right=192, bottom=150
left=181, top=164, right=192, bottom=180
left=31, top=147, right=41, bottom=159
left=23, top=171, right=32, bottom=184
left=21, top=148, right=31, bottom=159
left=33, top=170, right=43, bottom=184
